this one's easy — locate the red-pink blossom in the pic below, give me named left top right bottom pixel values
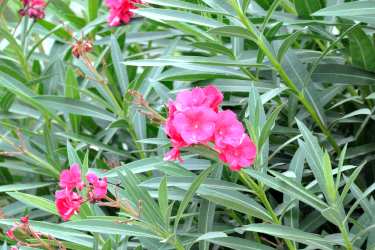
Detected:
left=215, top=110, right=245, bottom=147
left=59, top=163, right=84, bottom=191
left=86, top=172, right=108, bottom=201
left=20, top=216, right=29, bottom=224
left=202, top=85, right=223, bottom=112
left=10, top=247, right=18, bottom=250
left=217, top=134, right=256, bottom=171
left=174, top=85, right=223, bottom=112
left=173, top=107, right=217, bottom=144
left=55, top=189, right=83, bottom=221
left=163, top=84, right=256, bottom=171
left=19, top=0, right=46, bottom=19
left=164, top=102, right=188, bottom=161
left=105, top=0, right=141, bottom=27
left=164, top=147, right=183, bottom=162
left=6, top=227, right=16, bottom=240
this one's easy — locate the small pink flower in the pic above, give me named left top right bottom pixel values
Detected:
left=20, top=216, right=29, bottom=224
left=55, top=189, right=83, bottom=221
left=105, top=0, right=141, bottom=27
left=214, top=110, right=245, bottom=147
left=6, top=227, right=16, bottom=240
left=10, top=247, right=18, bottom=250
left=86, top=172, right=108, bottom=201
left=174, top=85, right=223, bottom=112
left=173, top=107, right=217, bottom=144
left=164, top=147, right=183, bottom=162
left=217, top=134, right=256, bottom=171
left=202, top=85, right=223, bottom=112
left=165, top=102, right=188, bottom=146
left=175, top=87, right=206, bottom=112
left=59, top=163, right=84, bottom=191
left=19, top=0, right=46, bottom=19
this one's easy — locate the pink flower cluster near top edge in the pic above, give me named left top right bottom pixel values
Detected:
left=55, top=163, right=108, bottom=221
left=19, top=0, right=46, bottom=19
left=164, top=85, right=257, bottom=171
left=105, top=0, right=142, bottom=27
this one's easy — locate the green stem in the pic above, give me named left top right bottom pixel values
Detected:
left=239, top=171, right=296, bottom=250
left=339, top=225, right=353, bottom=250
left=174, top=238, right=185, bottom=250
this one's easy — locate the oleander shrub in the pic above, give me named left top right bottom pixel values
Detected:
left=0, top=0, right=375, bottom=249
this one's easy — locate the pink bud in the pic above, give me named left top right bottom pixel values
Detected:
left=20, top=216, right=29, bottom=224
left=6, top=227, right=16, bottom=240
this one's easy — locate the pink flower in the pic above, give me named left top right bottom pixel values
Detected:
left=215, top=110, right=245, bottom=147
left=164, top=101, right=188, bottom=162
left=86, top=173, right=108, bottom=201
left=202, top=85, right=223, bottom=112
left=55, top=189, right=83, bottom=221
left=19, top=0, right=46, bottom=19
left=6, top=227, right=16, bottom=240
left=173, top=107, right=217, bottom=144
left=164, top=147, right=183, bottom=162
left=105, top=0, right=141, bottom=27
left=174, top=85, right=223, bottom=112
left=20, top=216, right=29, bottom=224
left=217, top=134, right=256, bottom=171
left=10, top=247, right=18, bottom=250
left=59, top=163, right=84, bottom=191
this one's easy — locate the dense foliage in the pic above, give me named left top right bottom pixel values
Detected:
left=0, top=0, right=375, bottom=249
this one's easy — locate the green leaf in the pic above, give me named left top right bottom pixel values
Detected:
left=198, top=165, right=222, bottom=250
left=88, top=0, right=100, bottom=21
left=192, top=42, right=234, bottom=58
left=295, top=0, right=323, bottom=18
left=312, top=64, right=375, bottom=85
left=240, top=224, right=337, bottom=250
left=134, top=8, right=223, bottom=28
left=209, top=26, right=257, bottom=41
left=313, top=1, right=375, bottom=17
left=65, top=66, right=81, bottom=132
left=198, top=187, right=272, bottom=222
left=174, top=166, right=214, bottom=231
left=202, top=236, right=275, bottom=250
left=111, top=35, right=128, bottom=95
left=0, top=183, right=52, bottom=192
left=7, top=192, right=57, bottom=215
left=258, top=104, right=283, bottom=150
left=48, top=0, right=86, bottom=29
left=321, top=151, right=337, bottom=205
left=33, top=96, right=116, bottom=122
left=296, top=120, right=331, bottom=203
left=143, top=0, right=227, bottom=14
left=140, top=177, right=249, bottom=192
left=246, top=169, right=327, bottom=211
left=104, top=157, right=194, bottom=178
left=62, top=219, right=160, bottom=239
left=348, top=27, right=375, bottom=72
left=121, top=169, right=166, bottom=230
left=0, top=219, right=93, bottom=247
left=158, top=176, right=169, bottom=224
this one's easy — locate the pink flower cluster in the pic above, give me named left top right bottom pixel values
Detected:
left=105, top=0, right=141, bottom=26
left=55, top=164, right=108, bottom=221
left=19, top=0, right=46, bottom=19
left=164, top=85, right=257, bottom=171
